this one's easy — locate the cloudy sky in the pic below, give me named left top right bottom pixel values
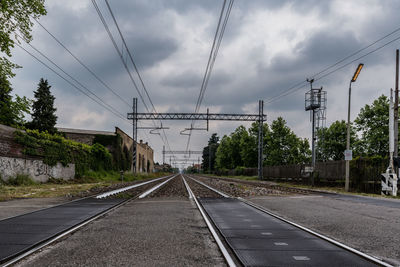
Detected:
left=9, top=0, right=400, bottom=166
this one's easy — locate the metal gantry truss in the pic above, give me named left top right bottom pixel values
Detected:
left=127, top=112, right=263, bottom=121
left=128, top=98, right=266, bottom=179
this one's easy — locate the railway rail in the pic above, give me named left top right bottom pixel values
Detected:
left=0, top=174, right=178, bottom=267
left=183, top=174, right=391, bottom=267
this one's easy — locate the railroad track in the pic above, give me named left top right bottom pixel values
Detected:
left=183, top=174, right=391, bottom=267
left=1, top=173, right=393, bottom=266
left=0, top=174, right=178, bottom=267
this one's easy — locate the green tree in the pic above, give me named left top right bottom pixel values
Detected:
left=215, top=135, right=233, bottom=169
left=265, top=117, right=311, bottom=165
left=316, top=120, right=358, bottom=161
left=1, top=0, right=46, bottom=78
left=0, top=73, right=31, bottom=127
left=0, top=73, right=15, bottom=125
left=202, top=133, right=219, bottom=172
left=29, top=78, right=58, bottom=133
left=354, top=95, right=389, bottom=157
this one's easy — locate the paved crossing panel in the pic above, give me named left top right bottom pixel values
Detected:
left=0, top=198, right=124, bottom=263
left=199, top=198, right=378, bottom=267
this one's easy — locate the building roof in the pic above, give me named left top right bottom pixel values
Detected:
left=57, top=127, right=115, bottom=136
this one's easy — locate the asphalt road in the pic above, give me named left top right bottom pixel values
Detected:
left=15, top=197, right=226, bottom=267
left=247, top=193, right=400, bottom=266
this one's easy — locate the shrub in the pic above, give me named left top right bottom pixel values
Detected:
left=7, top=174, right=36, bottom=186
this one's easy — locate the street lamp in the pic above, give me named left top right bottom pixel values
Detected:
left=345, top=63, right=364, bottom=191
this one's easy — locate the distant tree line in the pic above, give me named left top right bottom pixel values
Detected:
left=202, top=117, right=311, bottom=172
left=202, top=94, right=394, bottom=172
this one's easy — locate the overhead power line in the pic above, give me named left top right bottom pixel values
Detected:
left=17, top=33, right=126, bottom=119
left=15, top=42, right=133, bottom=126
left=264, top=28, right=400, bottom=106
left=32, top=17, right=131, bottom=108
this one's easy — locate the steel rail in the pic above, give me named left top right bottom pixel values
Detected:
left=188, top=175, right=393, bottom=267
left=0, top=174, right=174, bottom=267
left=181, top=175, right=236, bottom=267
left=138, top=174, right=178, bottom=198
left=181, top=175, right=194, bottom=199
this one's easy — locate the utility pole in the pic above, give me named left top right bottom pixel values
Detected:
left=162, top=145, right=165, bottom=165
left=258, top=100, right=264, bottom=180
left=345, top=64, right=364, bottom=191
left=395, top=49, right=399, bottom=175
left=132, top=98, right=137, bottom=173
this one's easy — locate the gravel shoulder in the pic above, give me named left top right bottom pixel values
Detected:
left=190, top=174, right=297, bottom=197
left=16, top=197, right=226, bottom=267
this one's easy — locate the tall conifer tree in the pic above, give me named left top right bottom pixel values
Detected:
left=30, top=78, right=57, bottom=133
left=0, top=73, right=16, bottom=126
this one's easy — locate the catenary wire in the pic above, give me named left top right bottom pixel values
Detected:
left=103, top=0, right=173, bottom=152
left=92, top=0, right=173, bottom=154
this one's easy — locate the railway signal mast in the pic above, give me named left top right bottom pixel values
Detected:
left=305, top=79, right=326, bottom=186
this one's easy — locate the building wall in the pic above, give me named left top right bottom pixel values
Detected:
left=135, top=140, right=154, bottom=173
left=59, top=127, right=154, bottom=173
left=0, top=124, right=75, bottom=182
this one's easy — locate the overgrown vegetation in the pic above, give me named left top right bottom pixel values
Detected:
left=14, top=129, right=112, bottom=177
left=4, top=174, right=36, bottom=186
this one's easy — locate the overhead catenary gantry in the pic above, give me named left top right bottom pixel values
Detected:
left=128, top=98, right=266, bottom=179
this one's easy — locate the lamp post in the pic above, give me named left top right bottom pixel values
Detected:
left=345, top=63, right=364, bottom=192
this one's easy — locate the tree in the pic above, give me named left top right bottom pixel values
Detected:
left=0, top=0, right=46, bottom=78
left=316, top=120, right=358, bottom=161
left=0, top=73, right=15, bottom=125
left=202, top=133, right=219, bottom=172
left=0, top=73, right=31, bottom=127
left=354, top=95, right=390, bottom=157
left=29, top=78, right=58, bottom=133
left=265, top=117, right=311, bottom=165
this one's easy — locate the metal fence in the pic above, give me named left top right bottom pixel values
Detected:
left=215, top=158, right=388, bottom=193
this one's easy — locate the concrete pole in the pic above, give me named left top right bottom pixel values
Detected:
left=258, top=100, right=264, bottom=180
left=345, top=82, right=352, bottom=192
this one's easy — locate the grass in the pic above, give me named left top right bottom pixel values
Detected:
left=0, top=171, right=171, bottom=202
